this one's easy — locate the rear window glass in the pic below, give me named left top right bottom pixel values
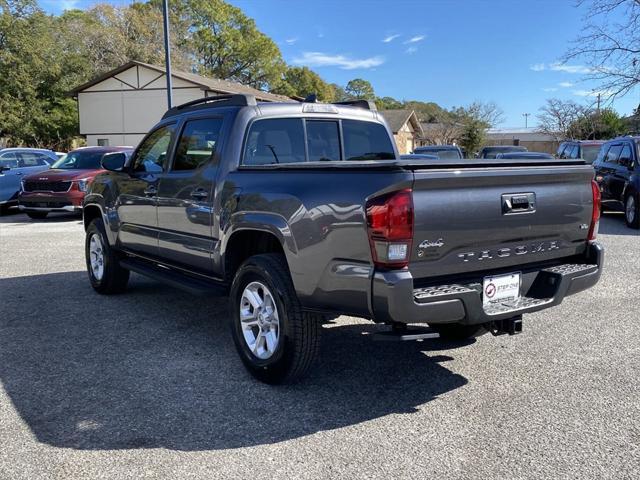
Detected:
left=306, top=120, right=341, bottom=161
left=342, top=120, right=395, bottom=161
left=243, top=118, right=305, bottom=165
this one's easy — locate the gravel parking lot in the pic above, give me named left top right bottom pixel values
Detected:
left=0, top=211, right=638, bottom=479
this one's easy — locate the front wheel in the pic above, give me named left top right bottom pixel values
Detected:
left=625, top=192, right=640, bottom=229
left=229, top=253, right=320, bottom=384
left=85, top=218, right=130, bottom=294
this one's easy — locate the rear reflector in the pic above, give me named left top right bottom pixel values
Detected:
left=366, top=189, right=414, bottom=268
left=588, top=179, right=601, bottom=241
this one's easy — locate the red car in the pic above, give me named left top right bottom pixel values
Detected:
left=18, top=146, right=132, bottom=219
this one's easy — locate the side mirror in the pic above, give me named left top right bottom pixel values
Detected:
left=101, top=152, right=127, bottom=172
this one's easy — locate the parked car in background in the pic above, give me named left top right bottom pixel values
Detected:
left=400, top=153, right=439, bottom=161
left=413, top=145, right=464, bottom=159
left=496, top=152, right=554, bottom=160
left=18, top=146, right=133, bottom=219
left=477, top=145, right=528, bottom=159
left=0, top=148, right=57, bottom=212
left=82, top=94, right=603, bottom=384
left=557, top=140, right=605, bottom=164
left=593, top=136, right=640, bottom=228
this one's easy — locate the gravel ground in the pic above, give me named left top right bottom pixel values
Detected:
left=0, top=211, right=638, bottom=480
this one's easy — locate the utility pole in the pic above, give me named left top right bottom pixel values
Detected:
left=162, top=0, right=173, bottom=109
left=596, top=93, right=601, bottom=113
left=522, top=113, right=531, bottom=129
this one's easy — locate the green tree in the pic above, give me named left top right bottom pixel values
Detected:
left=458, top=119, right=486, bottom=155
left=0, top=0, right=77, bottom=148
left=169, top=0, right=286, bottom=90
left=572, top=107, right=626, bottom=139
left=376, top=96, right=403, bottom=110
left=345, top=78, right=375, bottom=99
left=274, top=66, right=335, bottom=101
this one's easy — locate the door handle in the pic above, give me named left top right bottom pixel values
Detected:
left=144, top=185, right=157, bottom=197
left=15, top=172, right=23, bottom=175
left=190, top=188, right=208, bottom=200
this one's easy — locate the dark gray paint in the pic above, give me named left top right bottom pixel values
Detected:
left=85, top=102, right=603, bottom=323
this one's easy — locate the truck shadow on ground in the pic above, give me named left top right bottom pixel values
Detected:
left=0, top=271, right=470, bottom=451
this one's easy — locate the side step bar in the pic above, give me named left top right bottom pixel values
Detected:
left=119, top=258, right=227, bottom=296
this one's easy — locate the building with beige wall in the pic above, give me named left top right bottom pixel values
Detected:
left=71, top=61, right=293, bottom=147
left=379, top=110, right=423, bottom=154
left=485, top=128, right=559, bottom=154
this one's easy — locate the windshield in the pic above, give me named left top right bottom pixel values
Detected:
left=52, top=150, right=108, bottom=170
left=581, top=145, right=601, bottom=164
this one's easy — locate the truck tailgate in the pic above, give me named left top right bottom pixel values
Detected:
left=409, top=164, right=595, bottom=280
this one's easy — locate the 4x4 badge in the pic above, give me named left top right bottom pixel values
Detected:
left=417, top=238, right=444, bottom=257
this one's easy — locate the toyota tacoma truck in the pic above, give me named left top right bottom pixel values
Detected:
left=83, top=95, right=604, bottom=383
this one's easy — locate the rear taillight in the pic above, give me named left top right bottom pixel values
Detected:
left=588, top=179, right=601, bottom=241
left=366, top=189, right=414, bottom=269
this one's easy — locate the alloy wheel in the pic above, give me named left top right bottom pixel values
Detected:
left=240, top=281, right=281, bottom=360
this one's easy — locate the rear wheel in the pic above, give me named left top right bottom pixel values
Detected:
left=27, top=211, right=48, bottom=219
left=624, top=192, right=640, bottom=229
left=429, top=323, right=487, bottom=341
left=85, top=218, right=130, bottom=294
left=229, top=253, right=320, bottom=384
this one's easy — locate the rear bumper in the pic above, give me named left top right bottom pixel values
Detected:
left=18, top=191, right=84, bottom=213
left=371, top=242, right=604, bottom=325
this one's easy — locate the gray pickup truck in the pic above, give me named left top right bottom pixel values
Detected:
left=83, top=95, right=603, bottom=383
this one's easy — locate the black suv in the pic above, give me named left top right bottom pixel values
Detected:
left=593, top=136, right=640, bottom=228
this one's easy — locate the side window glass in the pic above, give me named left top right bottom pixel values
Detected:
left=556, top=144, right=566, bottom=157
left=605, top=145, right=622, bottom=165
left=132, top=124, right=175, bottom=173
left=306, top=120, right=341, bottom=161
left=0, top=152, right=19, bottom=168
left=594, top=145, right=608, bottom=165
left=173, top=118, right=224, bottom=171
left=568, top=145, right=579, bottom=159
left=619, top=145, right=632, bottom=167
left=243, top=118, right=305, bottom=165
left=18, top=152, right=43, bottom=167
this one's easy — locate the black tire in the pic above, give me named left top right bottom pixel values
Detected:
left=85, top=217, right=130, bottom=294
left=624, top=191, right=640, bottom=229
left=429, top=323, right=487, bottom=341
left=27, top=211, right=48, bottom=219
left=229, top=253, right=320, bottom=384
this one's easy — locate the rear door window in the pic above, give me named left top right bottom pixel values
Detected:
left=342, top=120, right=395, bottom=160
left=243, top=118, right=305, bottom=165
left=172, top=118, right=223, bottom=171
left=0, top=152, right=19, bottom=168
left=306, top=120, right=341, bottom=161
left=18, top=152, right=49, bottom=167
left=619, top=144, right=633, bottom=167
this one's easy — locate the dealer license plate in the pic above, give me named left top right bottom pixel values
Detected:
left=483, top=272, right=521, bottom=307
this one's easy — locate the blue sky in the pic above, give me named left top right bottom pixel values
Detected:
left=42, top=0, right=640, bottom=127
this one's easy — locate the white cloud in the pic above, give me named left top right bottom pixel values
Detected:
left=549, top=63, right=594, bottom=74
left=558, top=81, right=574, bottom=88
left=292, top=52, right=385, bottom=70
left=573, top=89, right=613, bottom=97
left=403, top=35, right=425, bottom=44
left=285, top=37, right=298, bottom=45
left=383, top=34, right=401, bottom=43
left=542, top=87, right=558, bottom=92
left=530, top=63, right=546, bottom=72
left=405, top=47, right=418, bottom=54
